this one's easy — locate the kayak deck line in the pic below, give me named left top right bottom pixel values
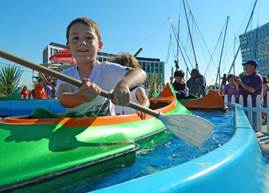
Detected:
left=0, top=98, right=176, bottom=127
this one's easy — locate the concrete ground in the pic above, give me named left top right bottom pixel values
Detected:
left=256, top=126, right=269, bottom=154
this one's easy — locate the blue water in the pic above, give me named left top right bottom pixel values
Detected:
left=3, top=108, right=268, bottom=192
left=66, top=109, right=237, bottom=193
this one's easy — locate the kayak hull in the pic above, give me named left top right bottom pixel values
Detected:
left=0, top=84, right=191, bottom=192
left=180, top=90, right=227, bottom=110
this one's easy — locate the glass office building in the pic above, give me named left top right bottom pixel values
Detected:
left=239, top=22, right=269, bottom=76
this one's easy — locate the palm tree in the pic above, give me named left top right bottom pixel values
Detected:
left=0, top=65, right=23, bottom=96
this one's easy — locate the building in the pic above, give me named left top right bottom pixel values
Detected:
left=42, top=42, right=165, bottom=88
left=43, top=42, right=66, bottom=64
left=239, top=22, right=269, bottom=76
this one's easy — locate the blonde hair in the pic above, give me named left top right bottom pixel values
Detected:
left=110, top=53, right=140, bottom=68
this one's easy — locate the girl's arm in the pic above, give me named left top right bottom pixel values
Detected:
left=136, top=87, right=150, bottom=108
left=112, top=68, right=146, bottom=106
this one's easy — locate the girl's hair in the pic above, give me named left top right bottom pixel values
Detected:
left=110, top=53, right=140, bottom=68
left=174, top=70, right=185, bottom=77
left=66, top=17, right=101, bottom=43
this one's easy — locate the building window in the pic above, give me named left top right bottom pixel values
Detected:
left=146, top=64, right=150, bottom=73
left=150, top=63, right=154, bottom=73
left=159, top=64, right=163, bottom=73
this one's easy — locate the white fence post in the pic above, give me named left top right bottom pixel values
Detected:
left=256, top=95, right=262, bottom=132
left=246, top=95, right=253, bottom=126
left=224, top=93, right=269, bottom=133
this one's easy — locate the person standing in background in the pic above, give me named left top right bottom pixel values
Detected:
left=235, top=60, right=263, bottom=107
left=21, top=85, right=30, bottom=99
left=235, top=60, right=263, bottom=130
left=34, top=78, right=47, bottom=99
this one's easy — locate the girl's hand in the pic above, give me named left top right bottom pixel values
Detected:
left=79, top=79, right=101, bottom=101
left=112, top=81, right=130, bottom=106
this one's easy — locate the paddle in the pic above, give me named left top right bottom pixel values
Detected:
left=0, top=50, right=214, bottom=147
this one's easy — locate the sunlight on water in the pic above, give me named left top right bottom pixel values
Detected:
left=47, top=108, right=269, bottom=193
left=80, top=109, right=235, bottom=192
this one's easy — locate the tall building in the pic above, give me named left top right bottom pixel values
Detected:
left=239, top=22, right=269, bottom=76
left=43, top=42, right=165, bottom=88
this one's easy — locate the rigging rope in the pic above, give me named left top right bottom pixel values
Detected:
left=165, top=33, right=172, bottom=64
left=168, top=17, right=192, bottom=73
left=188, top=8, right=218, bottom=74
left=204, top=27, right=224, bottom=76
left=132, top=19, right=167, bottom=51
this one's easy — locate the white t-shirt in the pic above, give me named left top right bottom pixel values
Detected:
left=115, top=87, right=139, bottom=115
left=56, top=62, right=128, bottom=116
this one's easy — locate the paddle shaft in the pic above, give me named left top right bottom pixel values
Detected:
left=0, top=50, right=159, bottom=117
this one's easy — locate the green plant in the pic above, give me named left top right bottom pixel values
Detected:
left=149, top=73, right=162, bottom=88
left=0, top=65, right=23, bottom=96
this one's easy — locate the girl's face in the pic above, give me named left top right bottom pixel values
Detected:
left=174, top=76, right=183, bottom=83
left=68, top=22, right=103, bottom=65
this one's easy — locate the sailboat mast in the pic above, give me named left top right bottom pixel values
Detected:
left=175, top=15, right=180, bottom=68
left=168, top=17, right=191, bottom=75
left=215, top=16, right=229, bottom=86
left=183, top=0, right=198, bottom=69
left=227, top=0, right=258, bottom=75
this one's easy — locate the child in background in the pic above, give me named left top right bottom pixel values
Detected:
left=170, top=70, right=189, bottom=99
left=110, top=53, right=150, bottom=119
left=224, top=74, right=239, bottom=103
left=56, top=17, right=146, bottom=116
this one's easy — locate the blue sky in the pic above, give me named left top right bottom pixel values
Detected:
left=1, top=0, right=268, bottom=88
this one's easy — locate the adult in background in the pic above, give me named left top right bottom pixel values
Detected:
left=187, top=68, right=206, bottom=97
left=34, top=78, right=48, bottom=99
left=235, top=60, right=263, bottom=130
left=235, top=60, right=263, bottom=107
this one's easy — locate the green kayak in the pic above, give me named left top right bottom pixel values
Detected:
left=0, top=84, right=191, bottom=192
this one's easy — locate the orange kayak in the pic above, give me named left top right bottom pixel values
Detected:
left=180, top=90, right=227, bottom=110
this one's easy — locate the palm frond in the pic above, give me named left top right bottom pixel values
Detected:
left=0, top=65, right=23, bottom=95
